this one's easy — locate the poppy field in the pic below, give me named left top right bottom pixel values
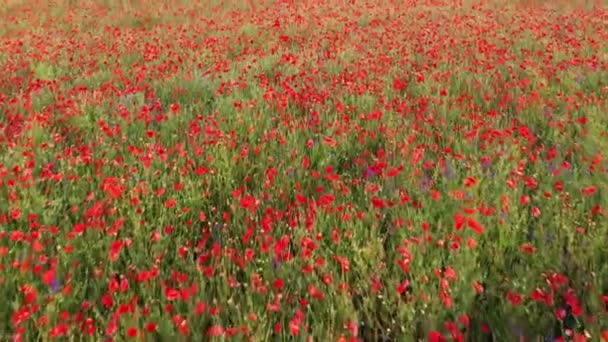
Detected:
left=1, top=0, right=607, bottom=340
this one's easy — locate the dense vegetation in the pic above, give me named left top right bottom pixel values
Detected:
left=0, top=0, right=607, bottom=340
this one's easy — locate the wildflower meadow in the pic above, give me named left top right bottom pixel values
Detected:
left=0, top=0, right=607, bottom=341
